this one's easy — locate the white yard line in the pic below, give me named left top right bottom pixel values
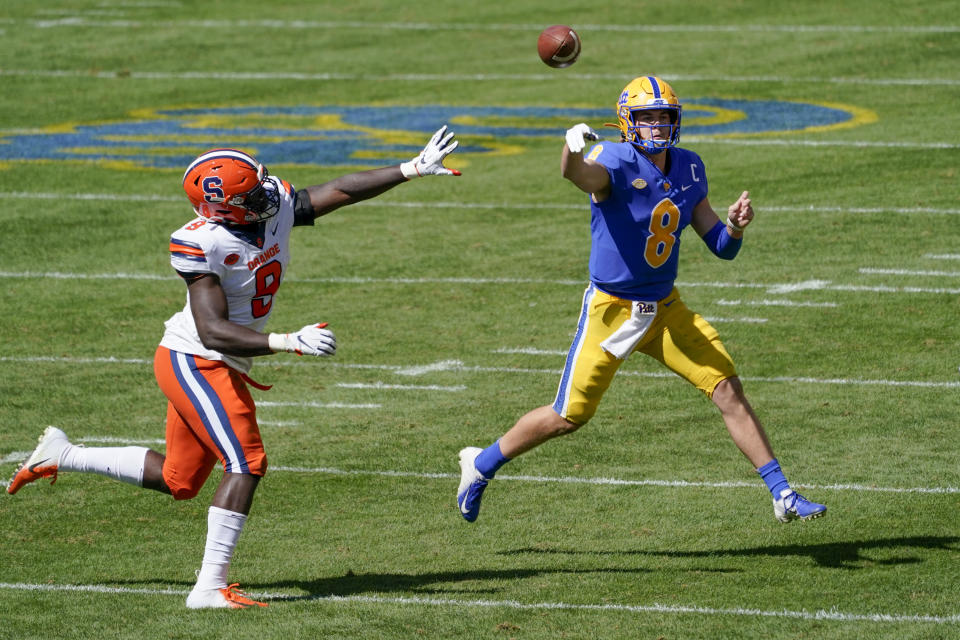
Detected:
left=704, top=316, right=770, bottom=324
left=2, top=355, right=958, bottom=389
left=283, top=593, right=960, bottom=625
left=1, top=67, right=959, bottom=90
left=258, top=400, right=381, bottom=410
left=2, top=455, right=956, bottom=496
left=6, top=18, right=958, bottom=33
left=494, top=347, right=567, bottom=356
left=860, top=267, right=960, bottom=277
left=66, top=436, right=166, bottom=445
left=0, top=582, right=957, bottom=625
left=335, top=382, right=466, bottom=392
left=270, top=465, right=960, bottom=495
left=716, top=299, right=838, bottom=308
left=394, top=360, right=464, bottom=376
left=2, top=268, right=960, bottom=295
left=3, top=193, right=960, bottom=216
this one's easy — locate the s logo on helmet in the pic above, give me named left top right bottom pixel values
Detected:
left=202, top=176, right=225, bottom=203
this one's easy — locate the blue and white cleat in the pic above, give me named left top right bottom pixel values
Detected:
left=457, top=447, right=489, bottom=523
left=773, top=488, right=826, bottom=522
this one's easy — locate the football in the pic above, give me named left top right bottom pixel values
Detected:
left=537, top=25, right=581, bottom=68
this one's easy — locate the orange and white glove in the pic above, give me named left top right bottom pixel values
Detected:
left=268, top=323, right=336, bottom=357
left=400, top=125, right=461, bottom=178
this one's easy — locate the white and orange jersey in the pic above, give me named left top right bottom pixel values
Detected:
left=160, top=176, right=297, bottom=374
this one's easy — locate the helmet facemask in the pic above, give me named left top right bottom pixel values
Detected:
left=227, top=166, right=281, bottom=223
left=614, top=76, right=683, bottom=155
left=183, top=149, right=281, bottom=225
left=621, top=105, right=682, bottom=154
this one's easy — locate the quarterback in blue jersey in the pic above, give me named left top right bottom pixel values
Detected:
left=457, top=76, right=826, bottom=525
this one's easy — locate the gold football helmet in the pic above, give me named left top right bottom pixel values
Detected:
left=615, top=76, right=682, bottom=153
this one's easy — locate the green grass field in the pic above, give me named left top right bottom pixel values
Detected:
left=1, top=1, right=958, bottom=638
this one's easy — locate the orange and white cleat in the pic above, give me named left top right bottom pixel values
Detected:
left=7, top=426, right=71, bottom=495
left=186, top=583, right=268, bottom=609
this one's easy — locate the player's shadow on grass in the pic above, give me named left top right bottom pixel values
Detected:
left=498, top=535, right=959, bottom=569
left=259, top=566, right=656, bottom=601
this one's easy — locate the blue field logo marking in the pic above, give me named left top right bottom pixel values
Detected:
left=0, top=101, right=873, bottom=169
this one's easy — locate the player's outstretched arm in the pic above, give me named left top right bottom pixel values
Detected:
left=561, top=123, right=610, bottom=199
left=302, top=125, right=461, bottom=219
left=400, top=125, right=461, bottom=179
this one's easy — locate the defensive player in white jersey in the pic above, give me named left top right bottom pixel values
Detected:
left=456, top=77, right=827, bottom=525
left=8, top=126, right=460, bottom=609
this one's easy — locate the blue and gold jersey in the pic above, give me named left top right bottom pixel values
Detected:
left=585, top=142, right=708, bottom=301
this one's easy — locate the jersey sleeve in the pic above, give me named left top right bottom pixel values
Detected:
left=169, top=223, right=227, bottom=280
left=169, top=236, right=213, bottom=274
left=586, top=143, right=627, bottom=193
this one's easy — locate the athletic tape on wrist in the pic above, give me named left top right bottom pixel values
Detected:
left=726, top=218, right=745, bottom=232
left=400, top=161, right=419, bottom=179
left=267, top=333, right=288, bottom=353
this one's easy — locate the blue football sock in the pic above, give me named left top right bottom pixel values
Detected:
left=474, top=440, right=511, bottom=478
left=757, top=458, right=791, bottom=498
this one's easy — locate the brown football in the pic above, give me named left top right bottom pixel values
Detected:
left=537, top=25, right=581, bottom=68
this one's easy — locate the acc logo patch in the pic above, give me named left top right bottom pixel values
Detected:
left=224, top=254, right=240, bottom=265
left=631, top=178, right=648, bottom=190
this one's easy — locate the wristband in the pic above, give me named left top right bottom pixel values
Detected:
left=267, top=333, right=288, bottom=353
left=726, top=218, right=745, bottom=232
left=400, top=161, right=419, bottom=179
left=704, top=220, right=742, bottom=260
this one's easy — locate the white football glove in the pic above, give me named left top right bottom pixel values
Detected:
left=268, top=323, right=337, bottom=357
left=400, top=125, right=461, bottom=178
left=565, top=123, right=599, bottom=153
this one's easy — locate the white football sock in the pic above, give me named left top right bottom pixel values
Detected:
left=58, top=445, right=149, bottom=487
left=193, top=506, right=248, bottom=591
